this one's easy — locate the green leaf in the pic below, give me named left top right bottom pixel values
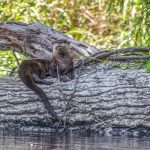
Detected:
left=102, top=59, right=109, bottom=65
left=146, top=60, right=150, bottom=73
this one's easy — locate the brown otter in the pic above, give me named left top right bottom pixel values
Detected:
left=18, top=42, right=74, bottom=120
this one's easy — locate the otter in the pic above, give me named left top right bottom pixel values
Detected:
left=18, top=42, right=74, bottom=120
left=51, top=42, right=74, bottom=81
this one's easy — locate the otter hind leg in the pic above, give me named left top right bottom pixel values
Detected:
left=33, top=74, right=53, bottom=85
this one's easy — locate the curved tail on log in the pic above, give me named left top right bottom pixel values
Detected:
left=18, top=70, right=58, bottom=120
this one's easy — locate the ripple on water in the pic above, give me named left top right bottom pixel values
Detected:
left=0, top=131, right=150, bottom=150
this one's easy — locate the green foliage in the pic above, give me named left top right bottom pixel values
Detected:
left=146, top=60, right=150, bottom=73
left=0, top=51, right=26, bottom=77
left=107, top=0, right=150, bottom=48
left=0, top=0, right=149, bottom=76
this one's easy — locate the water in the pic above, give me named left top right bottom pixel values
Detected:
left=0, top=131, right=150, bottom=150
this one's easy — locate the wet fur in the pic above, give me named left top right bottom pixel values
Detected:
left=18, top=43, right=74, bottom=119
left=18, top=59, right=58, bottom=119
left=52, top=43, right=74, bottom=81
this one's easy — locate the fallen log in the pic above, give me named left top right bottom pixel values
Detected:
left=0, top=22, right=150, bottom=135
left=0, top=63, right=150, bottom=132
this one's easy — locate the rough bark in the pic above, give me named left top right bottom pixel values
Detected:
left=0, top=22, right=150, bottom=134
left=0, top=22, right=100, bottom=58
left=0, top=63, right=150, bottom=132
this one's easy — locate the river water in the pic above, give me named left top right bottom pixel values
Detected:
left=0, top=131, right=150, bottom=150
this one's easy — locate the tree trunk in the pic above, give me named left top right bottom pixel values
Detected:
left=0, top=22, right=150, bottom=134
left=0, top=22, right=100, bottom=58
left=0, top=63, right=150, bottom=131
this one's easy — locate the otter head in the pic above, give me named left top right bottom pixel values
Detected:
left=51, top=43, right=74, bottom=81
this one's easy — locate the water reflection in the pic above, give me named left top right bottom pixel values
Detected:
left=0, top=130, right=150, bottom=150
